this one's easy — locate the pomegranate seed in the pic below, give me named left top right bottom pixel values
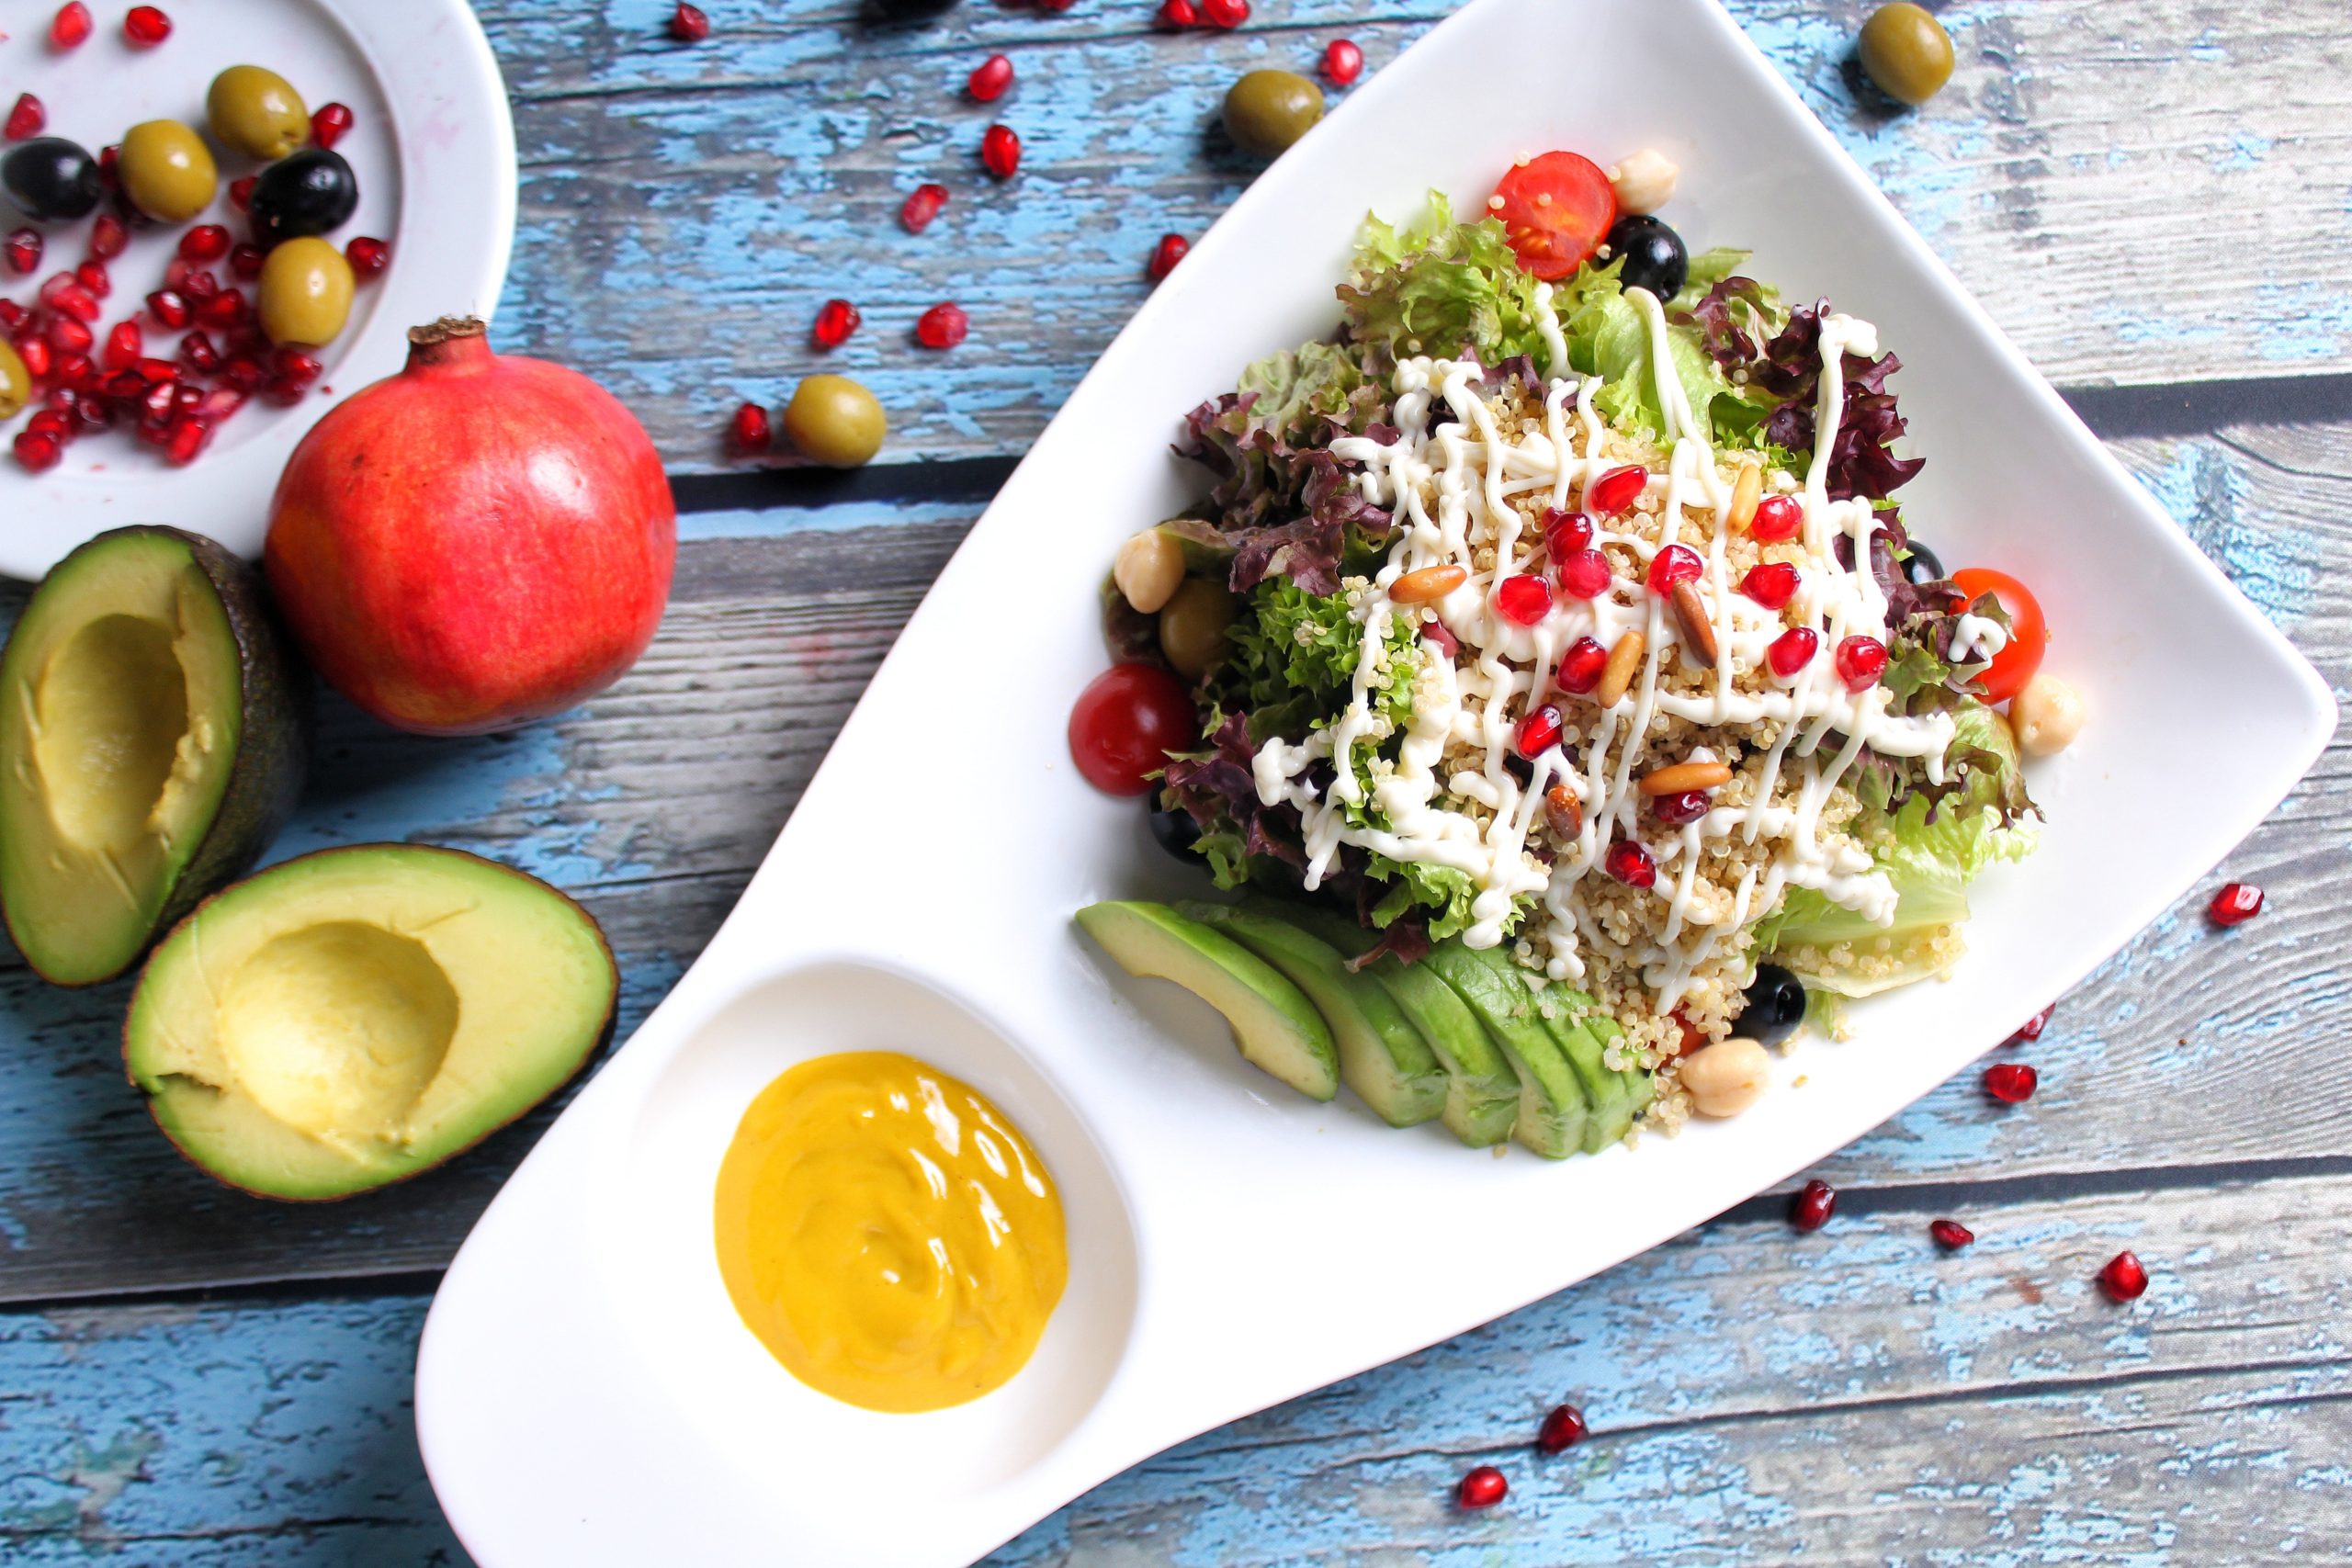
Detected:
left=1646, top=543, right=1702, bottom=595
left=40, top=274, right=100, bottom=322
left=811, top=298, right=861, bottom=350
left=231, top=243, right=266, bottom=282
left=729, top=400, right=771, bottom=455
left=51, top=3, right=94, bottom=49
left=1152, top=0, right=1198, bottom=28
left=1983, top=1062, right=2038, bottom=1103
left=171, top=264, right=219, bottom=299
left=132, top=355, right=175, bottom=384
left=47, top=315, right=94, bottom=355
left=1557, top=636, right=1608, bottom=694
left=2098, top=1250, right=2149, bottom=1302
left=135, top=378, right=174, bottom=423
left=256, top=376, right=306, bottom=408
left=1322, top=39, right=1364, bottom=86
left=146, top=289, right=190, bottom=329
left=340, top=237, right=389, bottom=280
left=195, top=386, right=244, bottom=422
left=915, top=302, right=968, bottom=349
left=1454, top=1465, right=1507, bottom=1510
left=6, top=96, right=47, bottom=142
left=228, top=175, right=256, bottom=211
left=1514, top=703, right=1563, bottom=759
left=274, top=347, right=322, bottom=384
left=1651, top=789, right=1711, bottom=827
left=311, top=103, right=354, bottom=150
left=2208, top=881, right=2264, bottom=926
left=1556, top=548, right=1611, bottom=599
left=2007, top=1005, right=2053, bottom=1045
left=1146, top=232, right=1189, bottom=282
left=1790, top=1178, right=1836, bottom=1232
left=123, top=6, right=171, bottom=45
left=1033, top=0, right=1075, bottom=11
left=1749, top=494, right=1803, bottom=543
left=1766, top=626, right=1818, bottom=678
left=221, top=355, right=265, bottom=392
left=667, top=2, right=710, bottom=41
left=176, top=330, right=218, bottom=374
left=5, top=229, right=40, bottom=276
left=26, top=408, right=73, bottom=443
left=1201, top=0, right=1249, bottom=28
left=1534, top=1403, right=1587, bottom=1454
left=0, top=300, right=27, bottom=332
left=164, top=414, right=214, bottom=466
left=100, top=367, right=146, bottom=400
left=179, top=225, right=232, bottom=263
left=968, top=54, right=1014, bottom=102
left=102, top=321, right=141, bottom=371
left=1741, top=561, right=1800, bottom=609
left=1835, top=635, right=1887, bottom=692
left=1586, top=463, right=1647, bottom=514
left=88, top=214, right=127, bottom=261
left=52, top=351, right=93, bottom=391
left=14, top=430, right=62, bottom=471
left=899, top=183, right=948, bottom=234
left=1543, top=508, right=1594, bottom=560
left=97, top=144, right=118, bottom=185
left=980, top=124, right=1022, bottom=180
left=1604, top=840, right=1656, bottom=890
left=1496, top=574, right=1552, bottom=626
left=14, top=338, right=50, bottom=379
left=1929, top=1219, right=1975, bottom=1251
left=196, top=289, right=247, bottom=329
left=74, top=259, right=109, bottom=298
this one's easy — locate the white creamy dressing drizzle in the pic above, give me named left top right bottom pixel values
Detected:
left=1261, top=288, right=1957, bottom=1010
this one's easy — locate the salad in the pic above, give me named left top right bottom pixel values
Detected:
left=1074, top=148, right=2080, bottom=1153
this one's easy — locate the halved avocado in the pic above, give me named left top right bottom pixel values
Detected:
left=0, top=526, right=310, bottom=986
left=124, top=845, right=616, bottom=1201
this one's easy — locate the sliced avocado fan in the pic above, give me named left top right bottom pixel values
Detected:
left=0, top=525, right=310, bottom=986
left=125, top=845, right=617, bottom=1201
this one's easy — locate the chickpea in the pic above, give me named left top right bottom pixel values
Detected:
left=1114, top=528, right=1185, bottom=615
left=1679, top=1037, right=1771, bottom=1119
left=2008, top=671, right=2085, bottom=757
left=1610, top=148, right=1679, bottom=215
left=1159, top=577, right=1236, bottom=682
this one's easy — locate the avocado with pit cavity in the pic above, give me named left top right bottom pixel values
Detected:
left=0, top=526, right=310, bottom=987
left=1076, top=900, right=1338, bottom=1101
left=1419, top=941, right=1588, bottom=1158
left=126, top=845, right=618, bottom=1200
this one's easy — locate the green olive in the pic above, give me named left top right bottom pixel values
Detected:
left=207, top=65, right=311, bottom=160
left=1857, top=3, right=1954, bottom=107
left=257, top=236, right=354, bottom=346
left=1159, top=578, right=1236, bottom=681
left=119, top=119, right=219, bottom=224
left=1222, top=70, right=1324, bottom=160
left=0, top=340, right=28, bottom=422
left=783, top=375, right=886, bottom=468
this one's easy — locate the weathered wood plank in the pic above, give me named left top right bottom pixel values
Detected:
left=472, top=0, right=2352, bottom=469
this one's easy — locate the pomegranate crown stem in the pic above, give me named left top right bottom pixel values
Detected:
left=405, top=316, right=492, bottom=368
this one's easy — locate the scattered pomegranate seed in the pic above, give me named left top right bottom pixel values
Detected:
left=1835, top=635, right=1887, bottom=692
left=1983, top=1062, right=2038, bottom=1103
left=1587, top=463, right=1647, bottom=514
left=1033, top=0, right=1076, bottom=12
left=1790, top=1178, right=1836, bottom=1232
left=231, top=243, right=266, bottom=282
left=1201, top=0, right=1249, bottom=28
left=15, top=429, right=63, bottom=471
left=1646, top=543, right=1702, bottom=594
left=900, top=183, right=949, bottom=233
left=220, top=354, right=264, bottom=392
left=811, top=298, right=861, bottom=350
left=88, top=214, right=127, bottom=261
left=197, top=290, right=247, bottom=329
left=729, top=400, right=771, bottom=454
left=1543, top=508, right=1594, bottom=559
left=915, top=302, right=968, bottom=349
left=1766, top=626, right=1818, bottom=678
left=1556, top=548, right=1611, bottom=600
left=175, top=330, right=217, bottom=374
left=1146, top=232, right=1189, bottom=282
left=51, top=3, right=94, bottom=49
left=311, top=103, right=355, bottom=150
left=1741, top=561, right=1800, bottom=609
left=2007, top=1005, right=2053, bottom=1045
left=275, top=347, right=322, bottom=385
left=123, top=6, right=172, bottom=45
left=26, top=408, right=73, bottom=443
left=0, top=299, right=26, bottom=331
left=1496, top=574, right=1552, bottom=626
left=345, top=237, right=390, bottom=279
left=97, top=143, right=118, bottom=184
left=1749, top=494, right=1803, bottom=542
left=6, top=229, right=40, bottom=276
left=1152, top=0, right=1198, bottom=28
left=6, top=96, right=47, bottom=142
left=1514, top=703, right=1563, bottom=759
left=2098, top=1250, right=2149, bottom=1302
left=74, top=259, right=108, bottom=298
left=1454, top=1465, right=1507, bottom=1510
left=2208, top=881, right=2264, bottom=926
left=179, top=224, right=232, bottom=264
left=1604, top=840, right=1656, bottom=890
left=1557, top=636, right=1608, bottom=694
left=164, top=413, right=213, bottom=466
left=169, top=263, right=218, bottom=299
left=667, top=3, right=711, bottom=42
left=102, top=320, right=142, bottom=372
left=1534, top=1403, right=1587, bottom=1454
left=46, top=315, right=93, bottom=355
left=1928, top=1219, right=1975, bottom=1251
left=41, top=275, right=100, bottom=322
left=1651, top=788, right=1711, bottom=827
left=980, top=124, right=1022, bottom=179
left=968, top=53, right=1014, bottom=102
left=1322, top=39, right=1364, bottom=86
left=146, top=289, right=190, bottom=328
left=15, top=338, right=50, bottom=379
left=228, top=175, right=256, bottom=211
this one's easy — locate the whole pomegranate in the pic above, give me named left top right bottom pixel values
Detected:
left=265, top=317, right=675, bottom=735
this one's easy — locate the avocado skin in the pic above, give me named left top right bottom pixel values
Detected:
left=1, top=525, right=313, bottom=986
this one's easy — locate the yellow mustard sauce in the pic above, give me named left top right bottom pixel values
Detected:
left=712, top=1051, right=1067, bottom=1413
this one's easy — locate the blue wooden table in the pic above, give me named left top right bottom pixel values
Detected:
left=6, top=1, right=2351, bottom=1561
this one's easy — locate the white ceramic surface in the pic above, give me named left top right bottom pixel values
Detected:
left=416, top=0, right=2335, bottom=1561
left=0, top=0, right=515, bottom=578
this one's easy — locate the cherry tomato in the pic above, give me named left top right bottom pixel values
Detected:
left=1069, top=663, right=1198, bottom=795
left=1950, top=567, right=2048, bottom=705
left=1490, top=151, right=1617, bottom=282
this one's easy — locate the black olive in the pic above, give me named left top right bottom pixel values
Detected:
left=248, top=148, right=358, bottom=246
left=1736, top=962, right=1807, bottom=1047
left=1605, top=215, right=1688, bottom=299
left=1148, top=799, right=1202, bottom=861
left=1902, top=541, right=1945, bottom=586
left=1, top=138, right=102, bottom=222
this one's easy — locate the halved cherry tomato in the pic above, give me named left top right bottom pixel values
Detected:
left=1951, top=567, right=2048, bottom=705
left=1490, top=151, right=1617, bottom=281
left=1070, top=663, right=1198, bottom=795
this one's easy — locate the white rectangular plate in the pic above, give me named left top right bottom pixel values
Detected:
left=416, top=0, right=2335, bottom=1562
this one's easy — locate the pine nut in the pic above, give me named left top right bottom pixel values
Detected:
left=1594, top=629, right=1645, bottom=706
left=1639, top=761, right=1734, bottom=796
left=1114, top=527, right=1185, bottom=615
left=1544, top=783, right=1583, bottom=840
left=1670, top=581, right=1718, bottom=664
left=1391, top=563, right=1467, bottom=604
left=1725, top=461, right=1762, bottom=534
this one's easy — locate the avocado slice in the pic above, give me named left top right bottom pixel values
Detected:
left=124, top=845, right=616, bottom=1201
left=1420, top=942, right=1588, bottom=1158
left=1280, top=903, right=1520, bottom=1148
left=0, top=525, right=310, bottom=986
left=1076, top=901, right=1338, bottom=1101
left=1527, top=988, right=1633, bottom=1154
left=1179, top=899, right=1447, bottom=1127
